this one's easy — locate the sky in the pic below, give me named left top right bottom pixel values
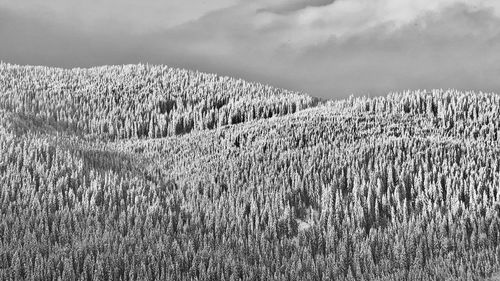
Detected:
left=1, top=0, right=500, bottom=99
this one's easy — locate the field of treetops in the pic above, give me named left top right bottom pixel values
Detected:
left=0, top=62, right=499, bottom=280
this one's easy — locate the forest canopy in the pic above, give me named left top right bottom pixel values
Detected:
left=0, top=63, right=499, bottom=280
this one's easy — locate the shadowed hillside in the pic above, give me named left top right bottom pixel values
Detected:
left=0, top=63, right=499, bottom=280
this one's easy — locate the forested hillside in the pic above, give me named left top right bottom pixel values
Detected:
left=0, top=63, right=499, bottom=280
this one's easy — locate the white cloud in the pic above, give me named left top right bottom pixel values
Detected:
left=253, top=0, right=500, bottom=49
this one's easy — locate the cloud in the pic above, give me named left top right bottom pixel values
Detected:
left=160, top=0, right=500, bottom=97
left=284, top=3, right=500, bottom=96
left=252, top=0, right=500, bottom=50
left=0, top=0, right=499, bottom=99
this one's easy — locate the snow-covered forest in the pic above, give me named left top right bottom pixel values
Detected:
left=0, top=63, right=499, bottom=280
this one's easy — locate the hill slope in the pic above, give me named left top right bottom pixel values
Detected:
left=0, top=63, right=499, bottom=280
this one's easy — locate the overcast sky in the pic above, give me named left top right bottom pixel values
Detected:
left=1, top=0, right=500, bottom=98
